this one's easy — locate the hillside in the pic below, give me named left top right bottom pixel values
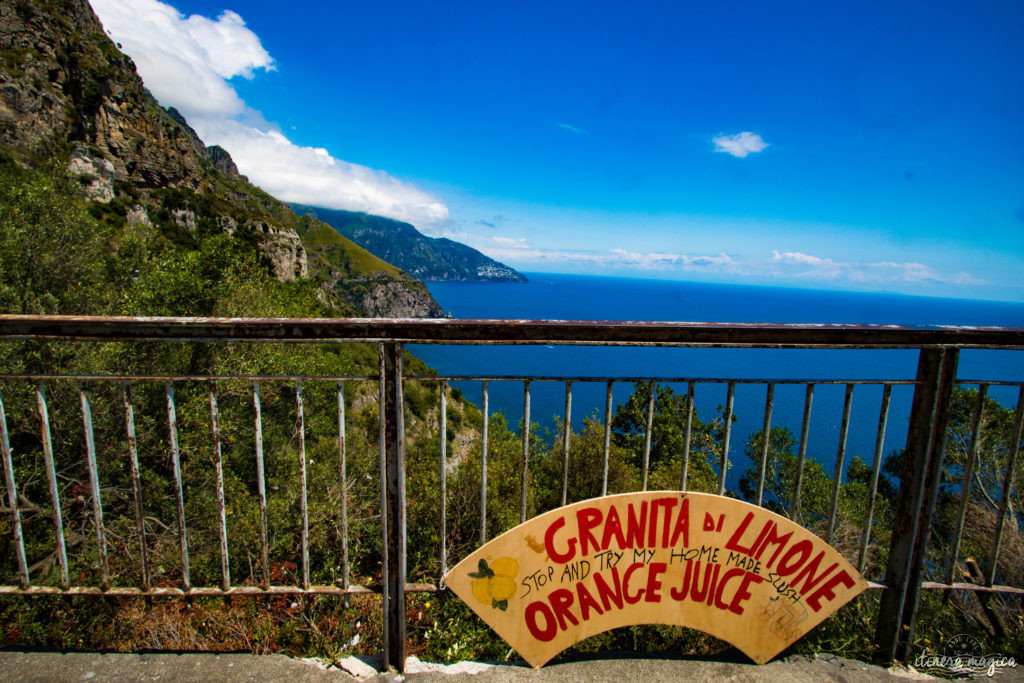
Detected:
left=0, top=0, right=442, bottom=317
left=291, top=204, right=527, bottom=282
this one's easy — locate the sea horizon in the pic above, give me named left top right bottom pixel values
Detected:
left=510, top=271, right=1024, bottom=308
left=413, top=273, right=1024, bottom=492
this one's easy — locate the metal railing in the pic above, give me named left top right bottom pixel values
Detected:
left=0, top=315, right=1022, bottom=671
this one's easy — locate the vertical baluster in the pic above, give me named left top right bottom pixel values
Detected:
left=165, top=381, right=190, bottom=591
left=985, top=386, right=1024, bottom=586
left=296, top=381, right=309, bottom=590
left=602, top=381, right=613, bottom=496
left=755, top=383, right=775, bottom=507
left=943, top=384, right=986, bottom=587
left=679, top=382, right=694, bottom=492
left=560, top=381, right=572, bottom=506
left=642, top=381, right=655, bottom=491
left=337, top=381, right=349, bottom=597
left=121, top=383, right=150, bottom=591
left=380, top=342, right=407, bottom=672
left=480, top=381, right=489, bottom=544
left=791, top=384, right=815, bottom=522
left=37, top=383, right=69, bottom=589
left=377, top=344, right=389, bottom=644
left=209, top=383, right=230, bottom=591
left=874, top=348, right=958, bottom=662
left=718, top=382, right=735, bottom=496
left=439, top=381, right=447, bottom=584
left=859, top=383, right=892, bottom=573
left=0, top=386, right=29, bottom=588
left=253, top=382, right=269, bottom=590
left=79, top=384, right=110, bottom=589
left=826, top=383, right=855, bottom=543
left=520, top=380, right=531, bottom=524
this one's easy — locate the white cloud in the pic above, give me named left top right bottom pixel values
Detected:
left=90, top=0, right=449, bottom=227
left=455, top=239, right=982, bottom=289
left=490, top=236, right=530, bottom=248
left=712, top=131, right=768, bottom=158
left=771, top=250, right=846, bottom=279
left=556, top=122, right=588, bottom=135
left=199, top=120, right=449, bottom=224
left=953, top=271, right=988, bottom=286
left=179, top=10, right=273, bottom=80
left=453, top=235, right=741, bottom=273
left=770, top=250, right=962, bottom=285
left=90, top=0, right=268, bottom=118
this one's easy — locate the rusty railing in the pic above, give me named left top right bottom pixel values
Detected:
left=0, top=315, right=1022, bottom=671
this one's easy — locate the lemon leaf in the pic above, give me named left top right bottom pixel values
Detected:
left=472, top=558, right=494, bottom=578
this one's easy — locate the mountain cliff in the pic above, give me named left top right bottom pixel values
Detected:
left=0, top=0, right=443, bottom=317
left=291, top=204, right=527, bottom=283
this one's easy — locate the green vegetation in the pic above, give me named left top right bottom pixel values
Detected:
left=291, top=204, right=527, bottom=282
left=0, top=0, right=1020, bottom=660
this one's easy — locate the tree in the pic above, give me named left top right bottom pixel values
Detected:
left=0, top=161, right=112, bottom=318
left=612, top=382, right=718, bottom=492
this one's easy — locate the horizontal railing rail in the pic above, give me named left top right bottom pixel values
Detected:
left=1, top=316, right=1022, bottom=671
left=1, top=314, right=1023, bottom=348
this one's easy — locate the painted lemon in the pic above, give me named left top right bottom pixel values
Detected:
left=467, top=557, right=519, bottom=611
left=490, top=557, right=518, bottom=578
left=471, top=576, right=492, bottom=605
left=488, top=574, right=516, bottom=602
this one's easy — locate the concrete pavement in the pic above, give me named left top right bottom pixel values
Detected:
left=0, top=650, right=1011, bottom=681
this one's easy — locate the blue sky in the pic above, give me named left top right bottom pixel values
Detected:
left=90, top=0, right=1024, bottom=301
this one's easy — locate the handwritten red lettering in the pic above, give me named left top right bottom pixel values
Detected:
left=593, top=567, right=624, bottom=611
left=806, top=570, right=855, bottom=612
left=623, top=563, right=646, bottom=604
left=549, top=588, right=579, bottom=630
left=626, top=502, right=647, bottom=549
left=668, top=497, right=690, bottom=547
left=644, top=562, right=667, bottom=603
left=525, top=600, right=557, bottom=641
left=775, top=539, right=813, bottom=577
left=576, top=507, right=602, bottom=556
left=545, top=515, right=576, bottom=563
left=576, top=581, right=604, bottom=621
left=600, top=505, right=626, bottom=549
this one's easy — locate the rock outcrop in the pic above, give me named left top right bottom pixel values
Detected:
left=67, top=145, right=115, bottom=202
left=253, top=222, right=308, bottom=282
left=345, top=277, right=445, bottom=318
left=0, top=0, right=445, bottom=318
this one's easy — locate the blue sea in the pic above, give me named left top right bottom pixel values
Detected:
left=410, top=273, right=1024, bottom=490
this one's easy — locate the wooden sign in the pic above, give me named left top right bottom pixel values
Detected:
left=445, top=492, right=867, bottom=667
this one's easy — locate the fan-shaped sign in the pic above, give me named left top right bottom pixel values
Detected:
left=445, top=492, right=867, bottom=667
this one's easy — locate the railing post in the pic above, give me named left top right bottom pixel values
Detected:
left=874, top=347, right=958, bottom=663
left=381, top=342, right=407, bottom=673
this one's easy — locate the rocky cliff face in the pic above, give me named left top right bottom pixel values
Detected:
left=346, top=276, right=445, bottom=318
left=253, top=221, right=308, bottom=282
left=0, top=1, right=206, bottom=188
left=0, top=0, right=443, bottom=318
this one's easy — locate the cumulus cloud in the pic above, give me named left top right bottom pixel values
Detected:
left=199, top=119, right=449, bottom=224
left=91, top=0, right=270, bottom=118
left=90, top=0, right=448, bottom=227
left=712, top=131, right=768, bottom=158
